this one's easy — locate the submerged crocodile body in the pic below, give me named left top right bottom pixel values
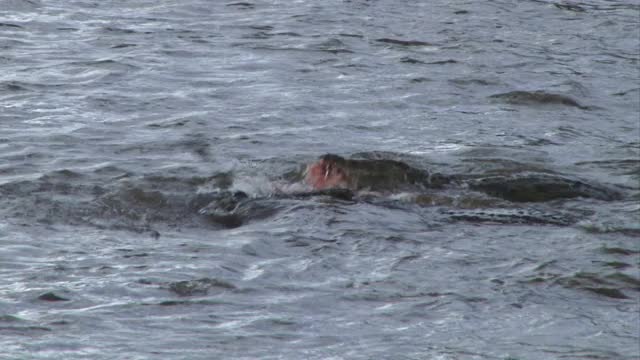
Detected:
left=199, top=154, right=624, bottom=228
left=304, top=154, right=450, bottom=191
left=305, top=154, right=622, bottom=202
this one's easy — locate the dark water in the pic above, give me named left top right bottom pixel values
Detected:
left=1, top=0, right=639, bottom=359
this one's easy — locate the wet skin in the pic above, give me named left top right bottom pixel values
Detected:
left=305, top=154, right=449, bottom=191
left=304, top=154, right=623, bottom=202
left=200, top=154, right=625, bottom=228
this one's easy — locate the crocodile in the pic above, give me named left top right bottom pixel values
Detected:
left=304, top=154, right=623, bottom=202
left=304, top=153, right=450, bottom=191
left=197, top=154, right=623, bottom=228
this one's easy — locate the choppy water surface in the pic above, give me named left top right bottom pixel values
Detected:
left=1, top=0, right=639, bottom=359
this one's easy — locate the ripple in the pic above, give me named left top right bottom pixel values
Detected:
left=375, top=38, right=434, bottom=47
left=0, top=23, right=23, bottom=29
left=1, top=0, right=639, bottom=358
left=168, top=278, right=236, bottom=297
left=489, top=90, right=588, bottom=109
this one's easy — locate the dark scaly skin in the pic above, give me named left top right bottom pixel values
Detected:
left=466, top=174, right=623, bottom=202
left=309, top=154, right=623, bottom=202
left=315, top=154, right=450, bottom=191
left=201, top=154, right=625, bottom=228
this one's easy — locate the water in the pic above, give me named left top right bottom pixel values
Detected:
left=1, top=0, right=639, bottom=359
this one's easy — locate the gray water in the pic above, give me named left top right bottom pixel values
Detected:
left=1, top=0, right=639, bottom=359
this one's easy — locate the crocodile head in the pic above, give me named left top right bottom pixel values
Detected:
left=305, top=154, right=350, bottom=190
left=305, top=154, right=444, bottom=191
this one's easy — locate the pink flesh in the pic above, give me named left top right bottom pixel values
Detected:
left=305, top=159, right=347, bottom=190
